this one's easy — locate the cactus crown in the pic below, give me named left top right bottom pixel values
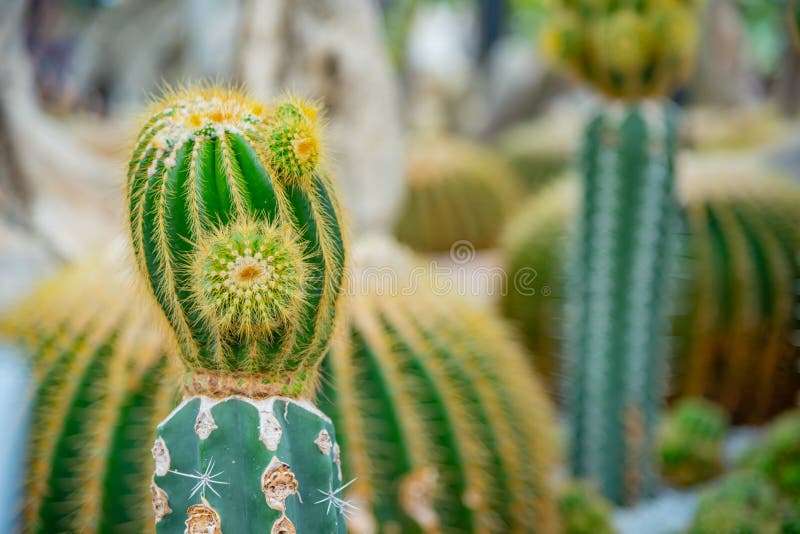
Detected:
left=540, top=0, right=700, bottom=100
left=126, top=85, right=346, bottom=398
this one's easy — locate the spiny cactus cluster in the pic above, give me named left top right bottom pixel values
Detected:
left=125, top=86, right=348, bottom=532
left=687, top=471, right=800, bottom=534
left=2, top=237, right=562, bottom=533
left=540, top=0, right=700, bottom=99
left=319, top=238, right=561, bottom=532
left=127, top=87, right=345, bottom=397
left=556, top=482, right=617, bottom=534
left=394, top=136, right=520, bottom=252
left=740, top=408, right=800, bottom=503
left=501, top=170, right=800, bottom=423
left=657, top=398, right=728, bottom=487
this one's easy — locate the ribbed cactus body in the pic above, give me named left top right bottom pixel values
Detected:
left=152, top=397, right=345, bottom=534
left=4, top=240, right=560, bottom=533
left=394, top=137, right=519, bottom=252
left=502, top=170, right=800, bottom=423
left=127, top=88, right=345, bottom=393
left=318, top=238, right=560, bottom=533
left=0, top=248, right=177, bottom=534
left=123, top=87, right=348, bottom=532
left=565, top=103, right=680, bottom=504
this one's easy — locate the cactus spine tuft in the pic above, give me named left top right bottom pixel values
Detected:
left=125, top=85, right=347, bottom=532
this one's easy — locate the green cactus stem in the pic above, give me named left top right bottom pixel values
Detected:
left=125, top=86, right=348, bottom=532
left=501, top=170, right=800, bottom=423
left=565, top=103, right=680, bottom=504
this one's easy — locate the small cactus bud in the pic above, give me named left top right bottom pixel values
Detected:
left=192, top=218, right=307, bottom=339
left=266, top=97, right=323, bottom=184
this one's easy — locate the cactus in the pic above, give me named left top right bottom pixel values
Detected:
left=318, top=236, right=561, bottom=533
left=687, top=471, right=800, bottom=534
left=657, top=398, right=728, bottom=487
left=740, top=408, right=800, bottom=504
left=561, top=103, right=681, bottom=504
left=501, top=171, right=800, bottom=423
left=2, top=236, right=562, bottom=533
left=393, top=136, right=520, bottom=252
left=126, top=86, right=347, bottom=532
left=540, top=0, right=699, bottom=100
left=556, top=482, right=617, bottom=534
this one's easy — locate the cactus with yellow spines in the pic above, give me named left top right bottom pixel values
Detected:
left=0, top=245, right=179, bottom=534
left=540, top=0, right=700, bottom=100
left=657, top=398, right=728, bottom=487
left=318, top=237, right=561, bottom=533
left=394, top=136, right=521, bottom=253
left=3, top=236, right=561, bottom=533
left=126, top=86, right=347, bottom=533
left=501, top=171, right=800, bottom=423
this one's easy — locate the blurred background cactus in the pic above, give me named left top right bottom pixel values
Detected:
left=501, top=169, right=800, bottom=424
left=657, top=398, right=728, bottom=487
left=394, top=136, right=520, bottom=253
left=556, top=482, right=617, bottom=534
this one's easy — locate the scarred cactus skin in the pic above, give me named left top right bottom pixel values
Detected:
left=540, top=0, right=700, bottom=100
left=125, top=86, right=348, bottom=532
left=127, top=86, right=345, bottom=396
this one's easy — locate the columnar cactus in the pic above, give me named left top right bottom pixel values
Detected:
left=394, top=136, right=520, bottom=252
left=2, top=238, right=562, bottom=533
left=126, top=87, right=347, bottom=532
left=318, top=237, right=561, bottom=533
left=539, top=0, right=700, bottom=505
left=501, top=171, right=800, bottom=423
left=657, top=398, right=728, bottom=487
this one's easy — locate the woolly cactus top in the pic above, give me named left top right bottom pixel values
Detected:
left=126, top=86, right=346, bottom=398
left=540, top=0, right=700, bottom=100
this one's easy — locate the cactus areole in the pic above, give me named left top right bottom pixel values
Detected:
left=126, top=86, right=347, bottom=532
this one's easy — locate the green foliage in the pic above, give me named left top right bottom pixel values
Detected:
left=565, top=103, right=680, bottom=504
left=501, top=168, right=800, bottom=423
left=394, top=136, right=521, bottom=252
left=658, top=398, right=728, bottom=487
left=687, top=471, right=800, bottom=534
left=126, top=86, right=346, bottom=395
left=540, top=0, right=700, bottom=99
left=557, top=482, right=617, bottom=534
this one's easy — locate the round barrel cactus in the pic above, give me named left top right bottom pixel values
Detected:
left=539, top=0, right=700, bottom=100
left=501, top=170, right=800, bottom=423
left=394, top=136, right=520, bottom=253
left=126, top=86, right=348, bottom=533
left=2, top=237, right=562, bottom=533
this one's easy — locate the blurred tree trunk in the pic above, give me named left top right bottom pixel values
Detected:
left=239, top=0, right=404, bottom=236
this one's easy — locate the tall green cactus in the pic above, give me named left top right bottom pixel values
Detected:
left=2, top=239, right=562, bottom=533
left=566, top=103, right=681, bottom=504
left=394, top=136, right=520, bottom=253
left=126, top=86, right=347, bottom=532
left=501, top=171, right=800, bottom=423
